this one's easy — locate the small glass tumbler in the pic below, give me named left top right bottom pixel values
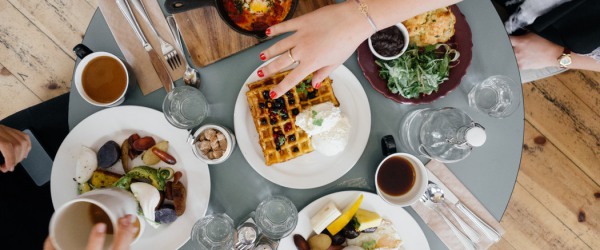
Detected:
left=191, top=213, right=235, bottom=250
left=468, top=75, right=520, bottom=118
left=254, top=195, right=298, bottom=240
left=162, top=85, right=210, bottom=129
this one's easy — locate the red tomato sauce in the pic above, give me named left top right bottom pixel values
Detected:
left=223, top=0, right=293, bottom=32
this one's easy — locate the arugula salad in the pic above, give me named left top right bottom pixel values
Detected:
left=376, top=44, right=460, bottom=99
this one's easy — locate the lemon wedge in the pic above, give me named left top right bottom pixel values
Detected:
left=326, top=194, right=364, bottom=235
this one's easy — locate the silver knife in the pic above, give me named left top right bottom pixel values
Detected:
left=116, top=0, right=173, bottom=92
left=427, top=169, right=501, bottom=242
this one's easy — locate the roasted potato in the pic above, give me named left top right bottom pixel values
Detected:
left=142, top=141, right=169, bottom=165
left=97, top=140, right=121, bottom=168
left=121, top=139, right=132, bottom=173
left=90, top=169, right=123, bottom=188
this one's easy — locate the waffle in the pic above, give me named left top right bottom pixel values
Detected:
left=246, top=70, right=339, bottom=165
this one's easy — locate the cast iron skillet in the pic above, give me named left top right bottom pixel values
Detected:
left=164, top=0, right=298, bottom=39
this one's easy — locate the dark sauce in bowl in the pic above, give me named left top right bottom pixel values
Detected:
left=371, top=26, right=405, bottom=57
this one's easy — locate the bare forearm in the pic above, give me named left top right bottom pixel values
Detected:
left=570, top=54, right=600, bottom=72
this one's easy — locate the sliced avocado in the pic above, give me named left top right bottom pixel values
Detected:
left=113, top=166, right=166, bottom=191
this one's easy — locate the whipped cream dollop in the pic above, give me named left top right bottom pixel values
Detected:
left=295, top=102, right=351, bottom=156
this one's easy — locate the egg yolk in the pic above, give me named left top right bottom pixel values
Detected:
left=249, top=0, right=269, bottom=14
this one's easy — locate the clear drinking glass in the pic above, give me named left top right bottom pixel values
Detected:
left=254, top=195, right=298, bottom=240
left=162, top=85, right=210, bottom=129
left=191, top=213, right=235, bottom=250
left=467, top=75, right=520, bottom=118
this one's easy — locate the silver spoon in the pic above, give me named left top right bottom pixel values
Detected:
left=427, top=181, right=481, bottom=243
left=166, top=16, right=201, bottom=88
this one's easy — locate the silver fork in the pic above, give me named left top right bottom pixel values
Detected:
left=421, top=193, right=476, bottom=250
left=128, top=0, right=181, bottom=70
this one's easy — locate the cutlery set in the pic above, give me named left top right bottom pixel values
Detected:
left=116, top=0, right=197, bottom=92
left=421, top=179, right=501, bottom=249
left=166, top=16, right=201, bottom=88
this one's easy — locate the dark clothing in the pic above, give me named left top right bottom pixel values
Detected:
left=0, top=93, right=70, bottom=250
left=495, top=0, right=600, bottom=54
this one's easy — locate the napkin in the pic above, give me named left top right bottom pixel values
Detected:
left=98, top=0, right=185, bottom=95
left=411, top=160, right=505, bottom=249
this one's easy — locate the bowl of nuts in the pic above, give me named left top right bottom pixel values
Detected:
left=191, top=124, right=236, bottom=164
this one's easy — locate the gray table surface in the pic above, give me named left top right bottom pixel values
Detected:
left=68, top=0, right=523, bottom=249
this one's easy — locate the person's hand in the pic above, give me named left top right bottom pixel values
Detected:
left=257, top=1, right=373, bottom=98
left=44, top=214, right=138, bottom=250
left=0, top=125, right=31, bottom=173
left=510, top=32, right=564, bottom=70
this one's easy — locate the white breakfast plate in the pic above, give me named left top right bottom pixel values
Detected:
left=50, top=106, right=210, bottom=250
left=233, top=63, right=371, bottom=189
left=279, top=191, right=430, bottom=249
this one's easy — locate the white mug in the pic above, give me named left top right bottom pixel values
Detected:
left=375, top=153, right=428, bottom=207
left=73, top=44, right=129, bottom=107
left=49, top=188, right=141, bottom=250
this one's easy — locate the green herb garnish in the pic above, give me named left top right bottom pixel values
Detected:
left=278, top=136, right=286, bottom=146
left=376, top=44, right=459, bottom=99
left=362, top=239, right=377, bottom=250
left=233, top=0, right=244, bottom=13
left=313, top=118, right=324, bottom=126
left=297, top=82, right=308, bottom=96
left=311, top=110, right=317, bottom=118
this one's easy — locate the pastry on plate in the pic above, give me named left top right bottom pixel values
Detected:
left=402, top=7, right=456, bottom=46
left=245, top=70, right=339, bottom=165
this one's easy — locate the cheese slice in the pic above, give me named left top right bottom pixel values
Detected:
left=354, top=209, right=382, bottom=231
left=310, top=201, right=342, bottom=234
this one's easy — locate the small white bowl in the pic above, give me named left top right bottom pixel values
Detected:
left=368, top=23, right=410, bottom=61
left=191, top=124, right=236, bottom=164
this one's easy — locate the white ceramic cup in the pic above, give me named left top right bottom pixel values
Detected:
left=375, top=153, right=428, bottom=207
left=73, top=44, right=129, bottom=107
left=49, top=188, right=140, bottom=250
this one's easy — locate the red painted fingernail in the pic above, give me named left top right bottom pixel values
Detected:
left=269, top=91, right=276, bottom=99
left=257, top=69, right=264, bottom=78
left=265, top=28, right=271, bottom=36
left=315, top=82, right=322, bottom=89
left=260, top=52, right=266, bottom=61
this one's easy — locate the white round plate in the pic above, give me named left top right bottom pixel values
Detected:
left=280, top=191, right=430, bottom=249
left=233, top=64, right=371, bottom=189
left=51, top=106, right=211, bottom=250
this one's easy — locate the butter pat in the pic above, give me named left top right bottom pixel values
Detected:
left=310, top=201, right=342, bottom=234
left=354, top=209, right=382, bottom=231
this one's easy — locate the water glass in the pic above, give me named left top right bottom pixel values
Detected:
left=191, top=214, right=235, bottom=250
left=254, top=195, right=298, bottom=240
left=467, top=75, right=520, bottom=118
left=162, top=85, right=210, bottom=129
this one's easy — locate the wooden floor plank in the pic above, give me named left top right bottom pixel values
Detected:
left=554, top=70, right=600, bottom=117
left=7, top=0, right=95, bottom=60
left=523, top=77, right=600, bottom=184
left=519, top=121, right=600, bottom=247
left=86, top=0, right=99, bottom=8
left=489, top=238, right=517, bottom=250
left=500, top=183, right=591, bottom=250
left=0, top=0, right=73, bottom=101
left=0, top=64, right=42, bottom=119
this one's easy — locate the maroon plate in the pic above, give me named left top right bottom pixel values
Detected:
left=357, top=5, right=472, bottom=104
